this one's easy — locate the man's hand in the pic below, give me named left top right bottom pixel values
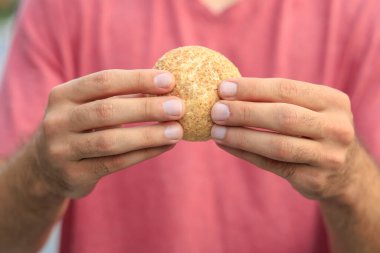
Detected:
left=210, top=78, right=359, bottom=202
left=32, top=69, right=185, bottom=198
left=211, top=78, right=380, bottom=253
left=0, top=69, right=185, bottom=252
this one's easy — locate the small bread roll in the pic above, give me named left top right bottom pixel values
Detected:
left=154, top=46, right=241, bottom=141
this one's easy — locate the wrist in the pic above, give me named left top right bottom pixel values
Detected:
left=5, top=134, right=67, bottom=205
left=28, top=133, right=67, bottom=201
left=321, top=141, right=380, bottom=210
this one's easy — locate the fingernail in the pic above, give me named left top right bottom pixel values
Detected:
left=163, top=99, right=183, bottom=116
left=154, top=73, right=173, bottom=88
left=164, top=125, right=182, bottom=140
left=212, top=103, right=230, bottom=121
left=211, top=125, right=227, bottom=140
left=220, top=81, right=237, bottom=97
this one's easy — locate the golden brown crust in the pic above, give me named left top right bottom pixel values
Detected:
left=154, top=46, right=241, bottom=141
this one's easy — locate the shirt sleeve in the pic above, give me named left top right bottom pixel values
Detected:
left=344, top=1, right=380, bottom=163
left=0, top=0, right=70, bottom=157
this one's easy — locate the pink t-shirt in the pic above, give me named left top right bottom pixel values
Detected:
left=1, top=0, right=380, bottom=252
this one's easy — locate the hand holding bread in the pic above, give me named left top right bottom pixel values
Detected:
left=155, top=46, right=241, bottom=141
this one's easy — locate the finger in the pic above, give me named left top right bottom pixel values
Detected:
left=211, top=126, right=321, bottom=165
left=78, top=144, right=175, bottom=180
left=217, top=144, right=331, bottom=199
left=69, top=122, right=183, bottom=160
left=60, top=69, right=175, bottom=103
left=218, top=78, right=348, bottom=111
left=216, top=143, right=309, bottom=180
left=69, top=96, right=184, bottom=132
left=212, top=101, right=323, bottom=139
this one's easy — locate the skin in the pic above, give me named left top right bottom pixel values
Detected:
left=211, top=78, right=380, bottom=253
left=199, top=0, right=239, bottom=14
left=0, top=69, right=185, bottom=252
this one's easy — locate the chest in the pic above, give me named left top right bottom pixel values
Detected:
left=69, top=0, right=354, bottom=90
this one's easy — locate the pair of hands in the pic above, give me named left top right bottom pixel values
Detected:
left=32, top=69, right=357, bottom=202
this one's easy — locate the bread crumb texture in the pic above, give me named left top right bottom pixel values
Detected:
left=154, top=46, right=241, bottom=141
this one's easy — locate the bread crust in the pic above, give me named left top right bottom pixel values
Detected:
left=155, top=46, right=241, bottom=141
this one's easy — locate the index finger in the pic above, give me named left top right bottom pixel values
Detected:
left=219, top=78, right=342, bottom=111
left=59, top=69, right=174, bottom=103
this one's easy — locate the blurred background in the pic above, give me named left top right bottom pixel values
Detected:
left=0, top=0, right=60, bottom=252
left=0, top=0, right=18, bottom=79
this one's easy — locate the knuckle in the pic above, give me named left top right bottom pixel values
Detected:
left=322, top=122, right=335, bottom=137
left=94, top=134, right=115, bottom=153
left=325, top=88, right=352, bottom=110
left=46, top=143, right=67, bottom=162
left=293, top=145, right=321, bottom=165
left=94, top=100, right=115, bottom=121
left=336, top=92, right=351, bottom=110
left=291, top=146, right=307, bottom=162
left=43, top=113, right=64, bottom=136
left=323, top=122, right=354, bottom=145
left=277, top=78, right=298, bottom=101
left=135, top=70, right=144, bottom=87
left=241, top=103, right=253, bottom=123
left=337, top=125, right=355, bottom=145
left=272, top=137, right=293, bottom=161
left=276, top=106, right=298, bottom=130
left=142, top=99, right=154, bottom=118
left=128, top=70, right=147, bottom=91
left=324, top=151, right=346, bottom=169
left=72, top=134, right=115, bottom=158
left=300, top=112, right=319, bottom=128
left=92, top=70, right=114, bottom=93
left=48, top=87, right=61, bottom=105
left=71, top=137, right=91, bottom=158
left=302, top=84, right=315, bottom=97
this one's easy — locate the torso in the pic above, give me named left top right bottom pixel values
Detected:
left=19, top=0, right=376, bottom=252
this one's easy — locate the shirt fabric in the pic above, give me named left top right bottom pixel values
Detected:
left=1, top=0, right=380, bottom=252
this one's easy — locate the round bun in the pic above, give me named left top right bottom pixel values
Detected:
left=154, top=46, right=241, bottom=141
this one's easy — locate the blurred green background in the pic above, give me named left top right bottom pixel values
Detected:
left=0, top=1, right=61, bottom=253
left=0, top=0, right=18, bottom=79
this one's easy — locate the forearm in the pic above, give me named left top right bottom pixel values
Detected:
left=0, top=140, right=68, bottom=253
left=320, top=144, right=380, bottom=253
